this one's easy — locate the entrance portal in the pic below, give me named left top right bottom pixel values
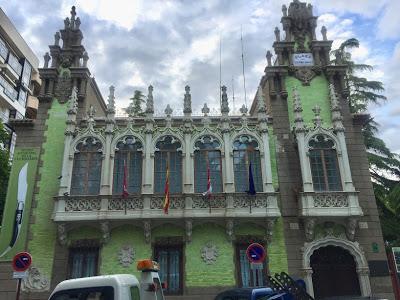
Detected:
left=311, top=245, right=361, bottom=299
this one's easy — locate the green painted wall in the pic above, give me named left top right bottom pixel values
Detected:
left=28, top=99, right=68, bottom=280
left=0, top=148, right=40, bottom=261
left=268, top=129, right=279, bottom=190
left=100, top=225, right=151, bottom=278
left=268, top=218, right=288, bottom=274
left=152, top=224, right=184, bottom=239
left=69, top=226, right=102, bottom=241
left=186, top=223, right=235, bottom=287
left=286, top=76, right=332, bottom=128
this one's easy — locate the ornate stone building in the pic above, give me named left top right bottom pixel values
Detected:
left=0, top=2, right=394, bottom=299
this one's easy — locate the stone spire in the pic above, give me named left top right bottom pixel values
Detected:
left=257, top=86, right=267, bottom=114
left=146, top=85, right=154, bottom=114
left=240, top=104, right=248, bottom=116
left=183, top=85, right=192, bottom=115
left=165, top=104, right=173, bottom=117
left=312, top=105, right=322, bottom=127
left=86, top=104, right=96, bottom=130
left=107, top=85, right=115, bottom=112
left=202, top=103, right=210, bottom=117
left=329, top=83, right=344, bottom=132
left=266, top=51, right=273, bottom=67
left=68, top=86, right=78, bottom=114
left=293, top=87, right=305, bottom=132
left=220, top=86, right=229, bottom=115
left=82, top=51, right=89, bottom=67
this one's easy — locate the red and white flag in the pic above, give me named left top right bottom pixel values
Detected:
left=163, top=165, right=170, bottom=214
left=122, top=160, right=129, bottom=199
left=202, top=163, right=212, bottom=198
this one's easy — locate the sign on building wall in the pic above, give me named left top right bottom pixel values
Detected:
left=393, top=247, right=400, bottom=273
left=0, top=148, right=39, bottom=260
left=293, top=53, right=314, bottom=66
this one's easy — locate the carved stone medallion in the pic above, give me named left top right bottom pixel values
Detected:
left=22, top=266, right=50, bottom=292
left=201, top=242, right=218, bottom=264
left=294, top=68, right=316, bottom=85
left=118, top=245, right=135, bottom=267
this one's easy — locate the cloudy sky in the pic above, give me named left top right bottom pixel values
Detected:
left=2, top=0, right=400, bottom=152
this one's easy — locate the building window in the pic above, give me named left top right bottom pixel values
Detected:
left=309, top=135, right=342, bottom=191
left=154, top=245, right=183, bottom=295
left=194, top=135, right=223, bottom=193
left=68, top=246, right=99, bottom=279
left=154, top=136, right=182, bottom=194
left=113, top=136, right=143, bottom=194
left=70, top=137, right=102, bottom=195
left=233, top=135, right=263, bottom=192
left=235, top=242, right=267, bottom=287
left=21, top=60, right=32, bottom=89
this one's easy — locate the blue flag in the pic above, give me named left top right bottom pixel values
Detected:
left=247, top=162, right=256, bottom=195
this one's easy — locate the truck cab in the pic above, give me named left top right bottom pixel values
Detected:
left=48, top=260, right=165, bottom=300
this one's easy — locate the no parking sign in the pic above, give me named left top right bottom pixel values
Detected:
left=12, top=252, right=32, bottom=272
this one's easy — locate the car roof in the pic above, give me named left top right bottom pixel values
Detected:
left=215, top=287, right=276, bottom=299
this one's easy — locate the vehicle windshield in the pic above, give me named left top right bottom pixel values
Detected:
left=49, top=286, right=114, bottom=300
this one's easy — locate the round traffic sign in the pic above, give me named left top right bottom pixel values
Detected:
left=246, top=243, right=266, bottom=263
left=12, top=252, right=32, bottom=272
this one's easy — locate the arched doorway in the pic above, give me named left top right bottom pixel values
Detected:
left=311, top=245, right=361, bottom=299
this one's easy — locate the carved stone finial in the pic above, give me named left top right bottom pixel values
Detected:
left=69, top=86, right=78, bottom=112
left=87, top=105, right=96, bottom=129
left=82, top=51, right=89, bottom=67
left=54, top=32, right=60, bottom=46
left=220, top=85, right=229, bottom=114
left=293, top=87, right=305, bottom=132
left=183, top=85, right=192, bottom=114
left=43, top=52, right=51, bottom=68
left=146, top=85, right=154, bottom=114
left=240, top=104, right=248, bottom=115
left=329, top=83, right=344, bottom=132
left=266, top=51, right=273, bottom=67
left=321, top=26, right=327, bottom=41
left=70, top=6, right=76, bottom=28
left=202, top=103, right=210, bottom=116
left=165, top=104, right=173, bottom=117
left=274, top=27, right=280, bottom=42
left=186, top=220, right=192, bottom=243
left=312, top=105, right=322, bottom=127
left=143, top=221, right=151, bottom=244
left=107, top=85, right=115, bottom=110
left=282, top=4, right=288, bottom=17
left=75, top=17, right=81, bottom=29
left=307, top=3, right=313, bottom=14
left=257, top=86, right=267, bottom=113
left=64, top=18, right=70, bottom=29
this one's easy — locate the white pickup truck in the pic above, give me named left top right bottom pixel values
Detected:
left=48, top=259, right=165, bottom=300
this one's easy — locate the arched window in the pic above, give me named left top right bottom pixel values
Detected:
left=154, top=136, right=182, bottom=194
left=309, top=134, right=342, bottom=191
left=194, top=135, right=223, bottom=193
left=71, top=137, right=102, bottom=195
left=233, top=135, right=263, bottom=192
left=113, top=136, right=143, bottom=194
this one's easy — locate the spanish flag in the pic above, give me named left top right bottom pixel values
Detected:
left=163, top=165, right=170, bottom=214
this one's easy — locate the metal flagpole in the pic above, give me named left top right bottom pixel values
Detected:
left=241, top=25, right=247, bottom=109
left=232, top=76, right=235, bottom=113
left=219, top=34, right=222, bottom=108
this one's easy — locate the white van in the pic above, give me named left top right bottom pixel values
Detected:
left=48, top=260, right=165, bottom=300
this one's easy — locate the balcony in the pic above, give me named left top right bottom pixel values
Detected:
left=52, top=192, right=281, bottom=222
left=299, top=191, right=363, bottom=217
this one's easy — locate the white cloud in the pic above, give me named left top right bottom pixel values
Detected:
left=377, top=1, right=400, bottom=40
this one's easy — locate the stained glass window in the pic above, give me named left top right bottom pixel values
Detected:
left=154, top=136, right=182, bottom=194
left=113, top=136, right=143, bottom=194
left=233, top=135, right=263, bottom=192
left=70, top=137, right=102, bottom=195
left=309, top=135, right=342, bottom=191
left=194, top=135, right=223, bottom=193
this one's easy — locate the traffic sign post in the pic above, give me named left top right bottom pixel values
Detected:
left=12, top=252, right=32, bottom=300
left=246, top=243, right=266, bottom=287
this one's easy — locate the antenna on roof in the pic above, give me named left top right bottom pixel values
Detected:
left=240, top=25, right=247, bottom=109
left=219, top=33, right=222, bottom=108
left=232, top=76, right=235, bottom=113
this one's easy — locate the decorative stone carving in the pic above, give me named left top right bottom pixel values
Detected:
left=274, top=27, right=281, bottom=42
left=202, top=103, right=210, bottom=116
left=165, top=104, right=173, bottom=117
left=107, top=85, right=115, bottom=111
left=43, top=52, right=51, bottom=68
left=100, top=221, right=110, bottom=243
left=240, top=104, right=248, bottom=115
left=294, top=68, right=316, bottom=85
left=346, top=218, right=358, bottom=241
left=304, top=218, right=316, bottom=241
left=226, top=219, right=234, bottom=241
left=257, top=86, right=267, bottom=114
left=22, top=266, right=50, bottom=292
left=201, top=242, right=218, bottom=264
left=57, top=223, right=67, bottom=246
left=266, top=50, right=273, bottom=67
left=150, top=196, right=185, bottom=209
left=293, top=87, right=305, bottom=133
left=68, top=86, right=78, bottom=113
left=233, top=194, right=268, bottom=208
left=186, top=220, right=192, bottom=243
left=183, top=85, right=192, bottom=114
left=146, top=85, right=154, bottom=114
left=65, top=197, right=101, bottom=211
left=313, top=193, right=348, bottom=208
left=321, top=26, right=327, bottom=41
left=312, top=105, right=322, bottom=127
left=192, top=194, right=227, bottom=209
left=266, top=219, right=275, bottom=243
left=143, top=221, right=151, bottom=244
left=118, top=245, right=135, bottom=267
left=220, top=86, right=229, bottom=114
left=329, top=84, right=345, bottom=132
left=108, top=197, right=143, bottom=210
left=82, top=51, right=89, bottom=67
left=282, top=4, right=288, bottom=17
left=54, top=32, right=60, bottom=46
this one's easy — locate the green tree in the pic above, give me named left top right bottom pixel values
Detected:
left=332, top=38, right=400, bottom=245
left=126, top=90, right=145, bottom=117
left=0, top=122, right=10, bottom=220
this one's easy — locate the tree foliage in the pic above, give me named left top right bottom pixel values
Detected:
left=126, top=90, right=146, bottom=117
left=333, top=38, right=400, bottom=245
left=0, top=122, right=10, bottom=220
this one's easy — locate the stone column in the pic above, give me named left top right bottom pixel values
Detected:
left=260, top=127, right=275, bottom=193
left=222, top=125, right=234, bottom=193
left=143, top=122, right=154, bottom=194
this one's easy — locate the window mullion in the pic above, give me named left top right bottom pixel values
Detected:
left=321, top=149, right=329, bottom=191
